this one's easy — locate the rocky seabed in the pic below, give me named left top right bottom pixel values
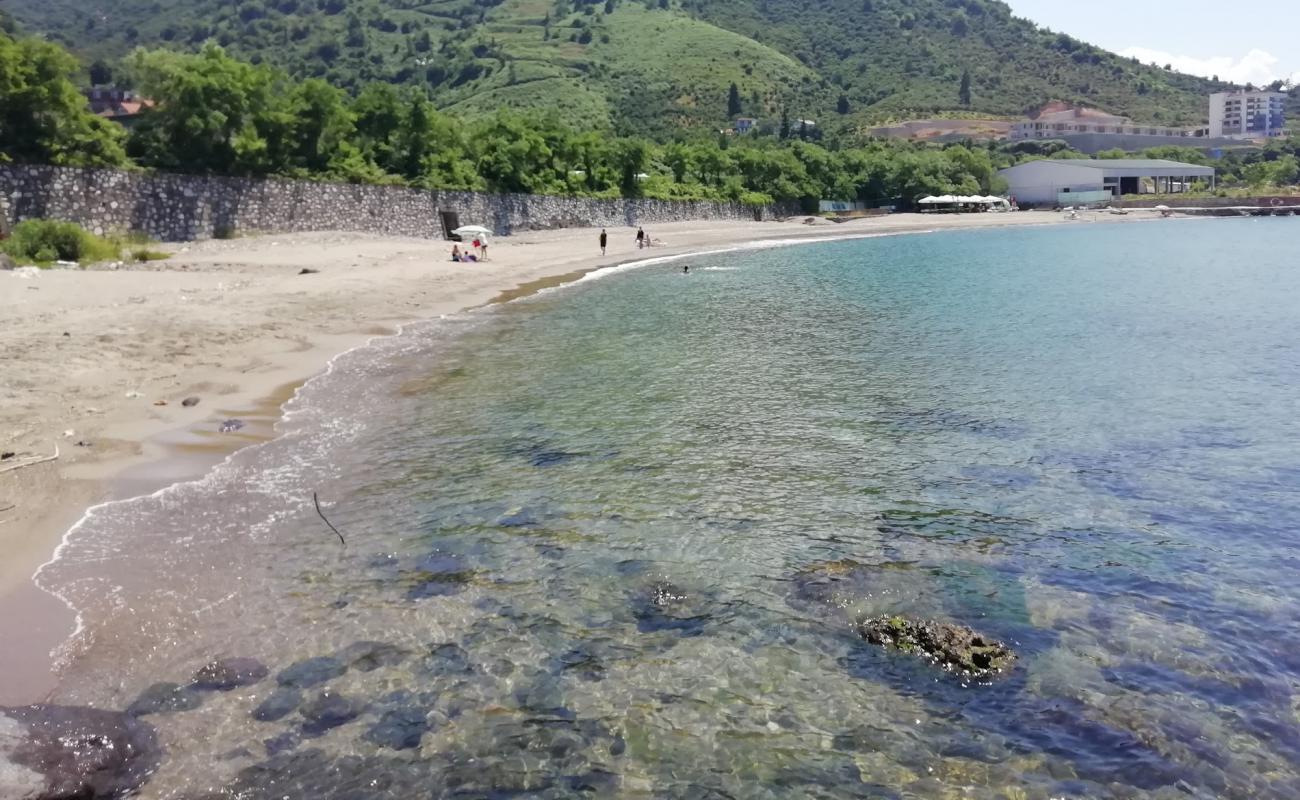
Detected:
left=0, top=165, right=790, bottom=242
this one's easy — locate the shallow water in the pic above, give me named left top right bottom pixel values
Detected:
left=37, top=219, right=1300, bottom=798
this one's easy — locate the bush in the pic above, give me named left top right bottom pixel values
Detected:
left=0, top=219, right=120, bottom=265
left=130, top=248, right=171, bottom=262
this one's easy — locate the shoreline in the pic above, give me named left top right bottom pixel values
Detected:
left=0, top=209, right=1168, bottom=703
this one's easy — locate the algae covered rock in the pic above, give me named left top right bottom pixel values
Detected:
left=858, top=615, right=1016, bottom=679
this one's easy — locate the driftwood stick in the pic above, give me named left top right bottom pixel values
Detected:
left=313, top=491, right=346, bottom=546
left=0, top=444, right=60, bottom=476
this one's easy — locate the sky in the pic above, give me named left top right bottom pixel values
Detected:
left=1004, top=0, right=1300, bottom=87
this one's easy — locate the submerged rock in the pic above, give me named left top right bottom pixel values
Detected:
left=0, top=704, right=161, bottom=799
left=252, top=688, right=303, bottom=722
left=418, top=643, right=475, bottom=677
left=363, top=707, right=431, bottom=751
left=337, top=641, right=409, bottom=673
left=858, top=616, right=1016, bottom=679
left=193, top=657, right=270, bottom=690
left=632, top=579, right=711, bottom=636
left=276, top=656, right=346, bottom=688
left=126, top=682, right=204, bottom=716
left=300, top=690, right=363, bottom=736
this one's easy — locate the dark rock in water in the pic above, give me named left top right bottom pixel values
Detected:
left=263, top=732, right=299, bottom=756
left=300, top=690, right=363, bottom=736
left=126, top=682, right=204, bottom=716
left=252, top=688, right=303, bottom=722
left=404, top=572, right=473, bottom=600
left=788, top=558, right=917, bottom=609
left=496, top=508, right=542, bottom=529
left=276, top=656, right=346, bottom=688
left=633, top=580, right=710, bottom=636
left=609, top=735, right=626, bottom=756
left=858, top=616, right=1016, bottom=679
left=337, top=641, right=409, bottom=672
left=193, top=657, right=270, bottom=690
left=0, top=703, right=161, bottom=799
left=363, top=707, right=431, bottom=750
left=219, top=419, right=245, bottom=433
left=181, top=396, right=200, bottom=407
left=555, top=646, right=605, bottom=682
left=418, top=643, right=474, bottom=677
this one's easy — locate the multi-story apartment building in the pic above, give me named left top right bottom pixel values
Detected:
left=1208, top=90, right=1287, bottom=139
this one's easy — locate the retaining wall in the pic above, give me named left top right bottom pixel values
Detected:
left=0, top=165, right=790, bottom=242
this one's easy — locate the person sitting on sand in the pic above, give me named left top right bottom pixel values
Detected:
left=451, top=245, right=462, bottom=262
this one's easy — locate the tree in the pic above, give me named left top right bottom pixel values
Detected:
left=779, top=108, right=790, bottom=139
left=604, top=0, right=614, bottom=12
left=0, top=32, right=128, bottom=167
left=836, top=95, right=850, bottom=114
left=127, top=43, right=282, bottom=174
left=958, top=69, right=971, bottom=107
left=89, top=59, right=114, bottom=86
left=727, top=82, right=742, bottom=117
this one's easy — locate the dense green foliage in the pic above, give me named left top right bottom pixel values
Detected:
left=5, top=0, right=1265, bottom=134
left=0, top=219, right=123, bottom=264
left=105, top=42, right=1009, bottom=207
left=0, top=31, right=128, bottom=166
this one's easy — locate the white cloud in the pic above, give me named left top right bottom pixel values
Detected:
left=1118, top=46, right=1299, bottom=87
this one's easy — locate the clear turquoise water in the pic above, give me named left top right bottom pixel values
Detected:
left=45, top=219, right=1300, bottom=798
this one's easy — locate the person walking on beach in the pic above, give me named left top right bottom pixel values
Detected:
left=635, top=227, right=644, bottom=249
left=600, top=229, right=607, bottom=255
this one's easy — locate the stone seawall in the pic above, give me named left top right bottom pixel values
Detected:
left=0, top=165, right=790, bottom=242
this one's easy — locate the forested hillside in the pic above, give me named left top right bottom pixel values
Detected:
left=7, top=0, right=1230, bottom=134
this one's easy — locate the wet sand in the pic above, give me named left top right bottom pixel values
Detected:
left=0, top=209, right=1166, bottom=703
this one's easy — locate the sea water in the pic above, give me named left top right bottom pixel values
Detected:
left=36, top=218, right=1300, bottom=798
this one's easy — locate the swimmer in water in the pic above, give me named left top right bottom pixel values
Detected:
left=683, top=265, right=690, bottom=273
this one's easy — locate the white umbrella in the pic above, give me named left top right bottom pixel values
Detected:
left=452, top=225, right=492, bottom=238
left=934, top=195, right=958, bottom=203
left=918, top=196, right=941, bottom=204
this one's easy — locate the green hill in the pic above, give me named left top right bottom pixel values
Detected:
left=5, top=0, right=1239, bottom=135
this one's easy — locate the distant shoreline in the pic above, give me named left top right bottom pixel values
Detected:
left=0, top=208, right=1173, bottom=703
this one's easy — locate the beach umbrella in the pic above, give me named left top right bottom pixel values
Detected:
left=918, top=196, right=940, bottom=204
left=934, top=195, right=958, bottom=203
left=452, top=225, right=492, bottom=238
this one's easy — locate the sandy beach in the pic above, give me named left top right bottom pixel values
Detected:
left=0, top=208, right=1158, bottom=703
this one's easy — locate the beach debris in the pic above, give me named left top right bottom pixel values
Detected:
left=338, top=641, right=409, bottom=673
left=153, top=400, right=167, bottom=406
left=312, top=492, right=345, bottom=546
left=124, top=391, right=143, bottom=399
left=181, top=396, right=200, bottom=407
left=298, top=268, right=320, bottom=275
left=220, top=419, right=245, bottom=433
left=300, top=690, right=362, bottom=736
left=126, top=682, right=204, bottom=717
left=1, top=452, right=13, bottom=461
left=857, top=615, right=1016, bottom=680
left=0, top=444, right=59, bottom=475
left=0, top=703, right=161, bottom=800
left=62, top=332, right=69, bottom=337
left=252, top=688, right=302, bottom=722
left=75, top=440, right=93, bottom=448
left=13, top=266, right=40, bottom=279
left=192, top=657, right=270, bottom=691
left=63, top=430, right=74, bottom=438
left=276, top=656, right=347, bottom=689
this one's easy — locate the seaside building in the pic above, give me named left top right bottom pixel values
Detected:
left=733, top=117, right=756, bottom=135
left=84, top=87, right=154, bottom=127
left=1208, top=90, right=1287, bottom=139
left=998, top=158, right=1215, bottom=207
left=1010, top=107, right=1187, bottom=142
left=1007, top=103, right=1244, bottom=154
